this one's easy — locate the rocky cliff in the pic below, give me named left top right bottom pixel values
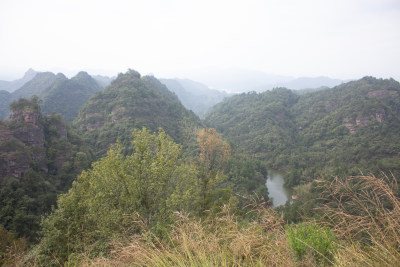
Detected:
left=0, top=104, right=47, bottom=180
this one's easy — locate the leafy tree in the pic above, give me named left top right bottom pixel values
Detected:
left=35, top=128, right=199, bottom=264
left=196, top=128, right=235, bottom=213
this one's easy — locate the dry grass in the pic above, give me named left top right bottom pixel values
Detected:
left=81, top=174, right=400, bottom=266
left=20, top=174, right=400, bottom=266
left=83, top=203, right=295, bottom=267
left=319, top=174, right=400, bottom=266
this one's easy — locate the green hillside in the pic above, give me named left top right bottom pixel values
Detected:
left=73, top=69, right=203, bottom=158
left=0, top=90, right=11, bottom=119
left=0, top=97, right=91, bottom=241
left=160, top=78, right=229, bottom=118
left=1, top=72, right=102, bottom=121
left=205, top=77, right=400, bottom=185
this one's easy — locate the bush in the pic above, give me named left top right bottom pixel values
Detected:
left=287, top=221, right=336, bottom=265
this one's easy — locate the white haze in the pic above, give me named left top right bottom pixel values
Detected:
left=0, top=0, right=399, bottom=82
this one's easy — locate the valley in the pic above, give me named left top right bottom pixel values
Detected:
left=0, top=69, right=399, bottom=266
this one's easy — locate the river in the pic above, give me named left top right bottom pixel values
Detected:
left=265, top=170, right=292, bottom=207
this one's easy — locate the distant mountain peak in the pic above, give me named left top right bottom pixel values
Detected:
left=56, top=73, right=67, bottom=79
left=23, top=68, right=37, bottom=78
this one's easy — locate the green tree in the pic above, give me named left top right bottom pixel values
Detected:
left=197, top=128, right=235, bottom=214
left=35, top=128, right=199, bottom=264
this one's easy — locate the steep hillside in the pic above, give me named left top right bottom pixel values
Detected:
left=74, top=69, right=202, bottom=158
left=1, top=71, right=102, bottom=121
left=0, top=97, right=90, bottom=240
left=0, top=90, right=11, bottom=119
left=205, top=77, right=400, bottom=185
left=11, top=72, right=66, bottom=101
left=0, top=68, right=37, bottom=93
left=41, top=71, right=102, bottom=121
left=206, top=88, right=299, bottom=159
left=92, top=74, right=115, bottom=88
left=160, top=78, right=229, bottom=118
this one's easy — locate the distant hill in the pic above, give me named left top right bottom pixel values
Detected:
left=92, top=74, right=115, bottom=88
left=0, top=68, right=38, bottom=93
left=0, top=90, right=12, bottom=119
left=40, top=71, right=102, bottom=121
left=276, top=76, right=345, bottom=90
left=205, top=77, right=400, bottom=185
left=182, top=68, right=346, bottom=93
left=160, top=78, right=229, bottom=118
left=0, top=71, right=102, bottom=121
left=73, top=69, right=202, bottom=158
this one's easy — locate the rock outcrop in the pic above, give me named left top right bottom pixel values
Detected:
left=0, top=105, right=47, bottom=181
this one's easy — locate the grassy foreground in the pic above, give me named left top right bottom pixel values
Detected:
left=5, top=174, right=400, bottom=266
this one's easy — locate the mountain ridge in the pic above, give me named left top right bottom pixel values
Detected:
left=205, top=76, right=400, bottom=185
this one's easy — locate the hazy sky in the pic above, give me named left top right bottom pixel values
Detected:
left=1, top=0, right=399, bottom=81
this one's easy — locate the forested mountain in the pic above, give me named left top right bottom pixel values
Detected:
left=0, top=90, right=12, bottom=119
left=0, top=71, right=102, bottom=121
left=160, top=78, right=229, bottom=118
left=0, top=97, right=90, bottom=241
left=73, top=69, right=203, bottom=158
left=0, top=68, right=37, bottom=93
left=205, top=76, right=400, bottom=186
left=92, top=74, right=115, bottom=88
left=276, top=76, right=345, bottom=90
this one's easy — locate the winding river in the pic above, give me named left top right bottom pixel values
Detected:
left=265, top=170, right=292, bottom=207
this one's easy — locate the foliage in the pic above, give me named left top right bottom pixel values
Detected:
left=1, top=71, right=102, bottom=121
left=0, top=225, right=27, bottom=266
left=205, top=77, right=400, bottom=187
left=224, top=153, right=269, bottom=203
left=0, top=104, right=90, bottom=242
left=287, top=222, right=337, bottom=265
left=34, top=128, right=203, bottom=264
left=67, top=205, right=292, bottom=267
left=196, top=128, right=235, bottom=214
left=320, top=174, right=400, bottom=266
left=41, top=71, right=102, bottom=121
left=9, top=95, right=42, bottom=114
left=73, top=69, right=202, bottom=159
left=18, top=169, right=400, bottom=266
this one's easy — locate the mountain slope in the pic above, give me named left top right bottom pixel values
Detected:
left=160, top=78, right=229, bottom=118
left=74, top=69, right=202, bottom=158
left=41, top=71, right=102, bottom=121
left=0, top=97, right=90, bottom=240
left=205, top=77, right=400, bottom=185
left=0, top=68, right=38, bottom=93
left=0, top=71, right=102, bottom=121
left=0, top=90, right=11, bottom=119
left=277, top=76, right=345, bottom=90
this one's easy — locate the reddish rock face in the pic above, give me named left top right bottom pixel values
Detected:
left=0, top=109, right=47, bottom=181
left=0, top=153, right=30, bottom=178
left=367, top=90, right=398, bottom=99
left=13, top=125, right=44, bottom=147
left=0, top=126, right=13, bottom=142
left=343, top=112, right=386, bottom=134
left=9, top=109, right=41, bottom=126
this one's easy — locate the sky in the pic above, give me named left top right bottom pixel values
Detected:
left=0, top=0, right=399, bottom=81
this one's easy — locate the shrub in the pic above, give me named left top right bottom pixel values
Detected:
left=287, top=221, right=336, bottom=265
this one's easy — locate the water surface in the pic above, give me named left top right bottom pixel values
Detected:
left=266, top=170, right=292, bottom=207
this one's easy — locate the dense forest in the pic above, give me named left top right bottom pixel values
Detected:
left=206, top=77, right=400, bottom=186
left=0, top=71, right=105, bottom=121
left=0, top=70, right=400, bottom=266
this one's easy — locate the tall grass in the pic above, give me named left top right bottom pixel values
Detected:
left=319, top=174, right=400, bottom=266
left=17, top=174, right=400, bottom=266
left=83, top=204, right=296, bottom=266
